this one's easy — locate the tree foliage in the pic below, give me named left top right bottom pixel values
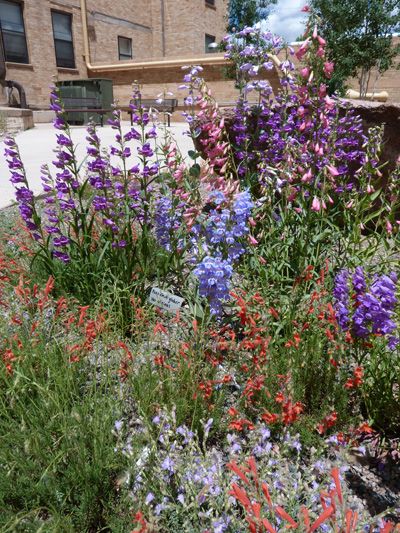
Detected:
left=309, top=0, right=400, bottom=97
left=227, top=0, right=277, bottom=32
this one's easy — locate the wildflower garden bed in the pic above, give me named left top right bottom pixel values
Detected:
left=0, top=21, right=399, bottom=533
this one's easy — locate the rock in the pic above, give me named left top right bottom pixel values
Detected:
left=340, top=99, right=400, bottom=174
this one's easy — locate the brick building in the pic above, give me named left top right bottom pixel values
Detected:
left=1, top=0, right=399, bottom=125
left=0, top=0, right=228, bottom=110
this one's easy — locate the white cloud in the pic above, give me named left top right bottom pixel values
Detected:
left=266, top=0, right=308, bottom=42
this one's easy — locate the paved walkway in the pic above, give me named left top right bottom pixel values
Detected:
left=0, top=122, right=194, bottom=209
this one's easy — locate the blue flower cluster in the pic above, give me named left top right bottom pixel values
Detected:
left=154, top=196, right=184, bottom=252
left=153, top=189, right=253, bottom=315
left=195, top=190, right=254, bottom=315
left=334, top=267, right=399, bottom=349
left=205, top=190, right=253, bottom=261
left=194, top=256, right=233, bottom=315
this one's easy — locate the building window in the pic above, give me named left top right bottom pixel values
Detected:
left=205, top=0, right=215, bottom=6
left=118, top=36, right=132, bottom=60
left=51, top=11, right=75, bottom=68
left=0, top=0, right=29, bottom=63
left=205, top=33, right=217, bottom=53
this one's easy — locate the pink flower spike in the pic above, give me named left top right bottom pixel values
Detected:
left=301, top=5, right=310, bottom=12
left=319, top=84, right=327, bottom=97
left=312, top=197, right=321, bottom=212
left=324, top=96, right=335, bottom=110
left=386, top=221, right=393, bottom=234
left=318, top=35, right=326, bottom=46
left=248, top=235, right=258, bottom=246
left=323, top=61, right=335, bottom=78
left=326, top=164, right=339, bottom=177
left=313, top=25, right=318, bottom=39
left=301, top=169, right=313, bottom=183
left=300, top=67, right=310, bottom=79
left=295, top=39, right=310, bottom=60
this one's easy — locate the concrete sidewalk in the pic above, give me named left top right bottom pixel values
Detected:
left=0, top=122, right=194, bottom=209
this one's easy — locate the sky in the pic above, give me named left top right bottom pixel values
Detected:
left=265, top=0, right=308, bottom=43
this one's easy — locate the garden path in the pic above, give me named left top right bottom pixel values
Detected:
left=0, top=122, right=194, bottom=208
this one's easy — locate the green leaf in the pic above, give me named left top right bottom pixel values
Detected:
left=188, top=150, right=201, bottom=160
left=189, top=164, right=201, bottom=178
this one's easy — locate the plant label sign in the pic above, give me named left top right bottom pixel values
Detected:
left=148, top=287, right=184, bottom=313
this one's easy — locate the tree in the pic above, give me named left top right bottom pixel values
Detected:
left=309, top=0, right=400, bottom=97
left=228, top=0, right=277, bottom=32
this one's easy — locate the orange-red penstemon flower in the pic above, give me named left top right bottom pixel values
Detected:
left=228, top=409, right=255, bottom=431
left=2, top=349, right=16, bottom=375
left=345, top=366, right=363, bottom=389
left=317, top=411, right=338, bottom=434
left=131, top=511, right=148, bottom=533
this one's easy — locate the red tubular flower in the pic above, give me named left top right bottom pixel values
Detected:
left=345, top=509, right=358, bottom=533
left=229, top=418, right=255, bottom=431
left=379, top=521, right=398, bottom=532
left=331, top=467, right=343, bottom=505
left=247, top=456, right=259, bottom=489
left=275, top=506, right=299, bottom=529
left=317, top=411, right=337, bottom=434
left=281, top=400, right=304, bottom=425
left=78, top=305, right=90, bottom=326
left=153, top=322, right=167, bottom=335
left=44, top=275, right=55, bottom=297
left=301, top=506, right=311, bottom=530
left=229, top=482, right=252, bottom=509
left=345, top=366, right=363, bottom=389
left=3, top=349, right=16, bottom=375
left=261, top=411, right=279, bottom=424
left=309, top=506, right=335, bottom=532
left=262, top=519, right=277, bottom=533
left=356, top=422, right=374, bottom=434
left=131, top=511, right=148, bottom=533
left=262, top=482, right=273, bottom=508
left=117, top=341, right=133, bottom=360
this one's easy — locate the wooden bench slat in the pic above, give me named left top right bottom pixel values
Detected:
left=128, top=98, right=178, bottom=126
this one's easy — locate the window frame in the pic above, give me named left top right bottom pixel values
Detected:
left=51, top=9, right=75, bottom=69
left=0, top=0, right=29, bottom=64
left=205, top=0, right=215, bottom=7
left=118, top=35, right=132, bottom=61
left=205, top=33, right=217, bottom=54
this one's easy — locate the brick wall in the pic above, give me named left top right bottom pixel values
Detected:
left=161, top=0, right=228, bottom=58
left=3, top=1, right=398, bottom=112
left=86, top=0, right=154, bottom=62
left=107, top=62, right=280, bottom=111
left=3, top=0, right=87, bottom=109
left=2, top=0, right=229, bottom=109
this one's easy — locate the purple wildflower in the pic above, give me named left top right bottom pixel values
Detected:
left=333, top=269, right=350, bottom=331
